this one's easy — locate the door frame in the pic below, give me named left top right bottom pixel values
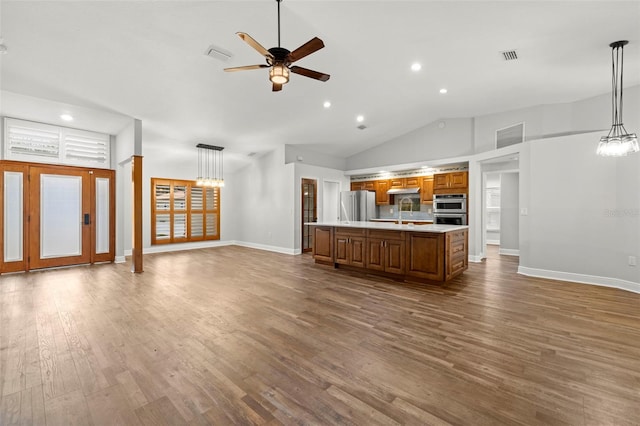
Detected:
left=0, top=160, right=115, bottom=273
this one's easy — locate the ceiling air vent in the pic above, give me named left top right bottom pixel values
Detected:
left=205, top=45, right=232, bottom=61
left=501, top=50, right=518, bottom=61
left=357, top=125, right=367, bottom=130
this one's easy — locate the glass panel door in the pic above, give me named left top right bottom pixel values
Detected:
left=29, top=166, right=90, bottom=269
left=301, top=178, right=317, bottom=253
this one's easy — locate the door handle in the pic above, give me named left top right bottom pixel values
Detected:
left=84, top=213, right=90, bottom=225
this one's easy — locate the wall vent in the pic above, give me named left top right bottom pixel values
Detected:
left=496, top=122, right=525, bottom=149
left=205, top=45, right=232, bottom=61
left=501, top=50, right=518, bottom=61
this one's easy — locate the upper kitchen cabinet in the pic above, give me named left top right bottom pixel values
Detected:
left=375, top=180, right=390, bottom=205
left=351, top=181, right=376, bottom=191
left=389, top=177, right=421, bottom=190
left=420, top=176, right=434, bottom=203
left=433, top=171, right=468, bottom=194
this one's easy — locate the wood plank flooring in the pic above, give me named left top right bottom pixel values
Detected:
left=1, top=246, right=639, bottom=425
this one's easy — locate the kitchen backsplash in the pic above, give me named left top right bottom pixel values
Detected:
left=377, top=198, right=434, bottom=220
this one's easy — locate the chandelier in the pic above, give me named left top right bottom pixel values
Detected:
left=196, top=143, right=225, bottom=187
left=597, top=40, right=638, bottom=157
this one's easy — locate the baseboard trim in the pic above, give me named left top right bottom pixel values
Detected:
left=486, top=240, right=500, bottom=245
left=124, top=240, right=234, bottom=257
left=233, top=241, right=299, bottom=255
left=468, top=255, right=484, bottom=263
left=518, top=266, right=640, bottom=294
left=499, top=248, right=520, bottom=256
left=114, top=256, right=126, bottom=264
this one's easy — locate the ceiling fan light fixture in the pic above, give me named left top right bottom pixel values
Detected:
left=269, top=64, right=289, bottom=84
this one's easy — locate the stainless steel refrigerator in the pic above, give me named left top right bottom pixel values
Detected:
left=340, top=190, right=376, bottom=222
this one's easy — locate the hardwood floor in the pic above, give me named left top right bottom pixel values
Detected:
left=1, top=245, right=639, bottom=425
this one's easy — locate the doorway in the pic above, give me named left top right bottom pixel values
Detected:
left=1, top=161, right=115, bottom=273
left=301, top=178, right=317, bottom=253
left=322, top=180, right=340, bottom=223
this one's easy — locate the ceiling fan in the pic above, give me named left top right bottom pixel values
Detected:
left=224, top=0, right=330, bottom=92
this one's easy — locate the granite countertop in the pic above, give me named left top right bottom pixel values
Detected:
left=306, top=221, right=467, bottom=233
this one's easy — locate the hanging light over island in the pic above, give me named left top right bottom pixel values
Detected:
left=196, top=143, right=225, bottom=187
left=597, top=40, right=638, bottom=157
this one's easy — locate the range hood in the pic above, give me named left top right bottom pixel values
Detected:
left=387, top=187, right=420, bottom=195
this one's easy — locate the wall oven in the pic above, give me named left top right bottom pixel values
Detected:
left=433, top=194, right=467, bottom=213
left=433, top=213, right=467, bottom=226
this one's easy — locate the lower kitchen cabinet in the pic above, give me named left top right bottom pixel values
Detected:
left=313, top=226, right=333, bottom=263
left=312, top=225, right=468, bottom=283
left=405, top=232, right=444, bottom=281
left=445, top=229, right=468, bottom=280
left=366, top=230, right=405, bottom=274
left=335, top=228, right=366, bottom=268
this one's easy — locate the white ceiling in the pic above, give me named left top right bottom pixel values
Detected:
left=1, top=1, right=639, bottom=172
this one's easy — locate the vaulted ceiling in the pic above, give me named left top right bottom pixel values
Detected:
left=1, top=1, right=639, bottom=171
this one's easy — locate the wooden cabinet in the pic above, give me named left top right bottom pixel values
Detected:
left=312, top=225, right=468, bottom=283
left=389, top=177, right=420, bottom=190
left=351, top=181, right=376, bottom=191
left=404, top=232, right=444, bottom=281
left=366, top=230, right=405, bottom=274
left=335, top=228, right=366, bottom=268
left=445, top=229, right=468, bottom=280
left=433, top=172, right=468, bottom=193
left=420, top=176, right=434, bottom=203
left=350, top=181, right=365, bottom=191
left=313, top=226, right=333, bottom=263
left=375, top=180, right=390, bottom=205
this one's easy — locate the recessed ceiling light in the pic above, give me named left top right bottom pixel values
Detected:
left=439, top=88, right=448, bottom=94
left=60, top=114, right=73, bottom=121
left=323, top=101, right=331, bottom=108
left=411, top=63, right=422, bottom=72
left=356, top=115, right=364, bottom=123
left=379, top=170, right=388, bottom=173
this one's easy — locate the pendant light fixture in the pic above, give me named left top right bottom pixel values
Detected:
left=196, top=143, right=225, bottom=187
left=597, top=40, right=638, bottom=157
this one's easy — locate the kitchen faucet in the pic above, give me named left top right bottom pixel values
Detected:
left=398, top=197, right=413, bottom=222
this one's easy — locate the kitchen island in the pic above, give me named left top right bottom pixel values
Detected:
left=308, top=221, right=468, bottom=283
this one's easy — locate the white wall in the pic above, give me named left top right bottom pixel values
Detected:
left=345, top=118, right=474, bottom=170
left=140, top=141, right=236, bottom=253
left=114, top=120, right=136, bottom=260
left=230, top=146, right=296, bottom=254
left=500, top=172, right=519, bottom=253
left=519, top=132, right=639, bottom=290
left=285, top=145, right=347, bottom=170
left=293, top=163, right=350, bottom=252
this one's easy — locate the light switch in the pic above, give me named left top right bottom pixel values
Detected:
left=520, top=208, right=528, bottom=216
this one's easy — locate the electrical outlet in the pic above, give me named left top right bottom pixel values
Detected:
left=629, top=256, right=637, bottom=266
left=428, top=208, right=432, bottom=214
left=520, top=208, right=528, bottom=216
left=389, top=208, right=394, bottom=214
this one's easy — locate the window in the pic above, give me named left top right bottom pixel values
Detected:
left=151, top=178, right=220, bottom=244
left=3, top=117, right=111, bottom=168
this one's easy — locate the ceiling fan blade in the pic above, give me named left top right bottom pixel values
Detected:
left=224, top=64, right=269, bottom=72
left=272, top=83, right=283, bottom=92
left=287, top=37, right=325, bottom=63
left=290, top=66, right=330, bottom=82
left=237, top=32, right=274, bottom=60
